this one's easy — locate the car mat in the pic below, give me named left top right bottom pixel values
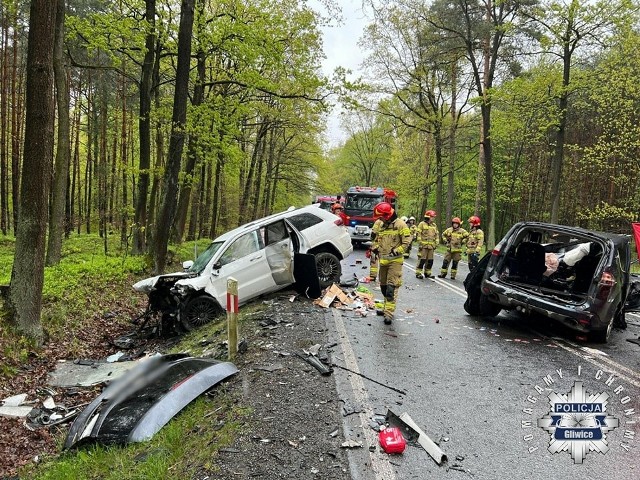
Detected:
left=293, top=252, right=322, bottom=299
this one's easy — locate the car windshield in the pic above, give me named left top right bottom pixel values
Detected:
left=345, top=194, right=381, bottom=214
left=189, top=241, right=224, bottom=273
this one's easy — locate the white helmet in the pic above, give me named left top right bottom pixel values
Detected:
left=401, top=216, right=408, bottom=222
left=409, top=216, right=415, bottom=221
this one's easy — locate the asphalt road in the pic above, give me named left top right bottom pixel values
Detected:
left=328, top=247, right=640, bottom=480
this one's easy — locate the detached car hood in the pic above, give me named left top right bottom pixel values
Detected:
left=64, top=354, right=238, bottom=449
left=132, top=271, right=198, bottom=294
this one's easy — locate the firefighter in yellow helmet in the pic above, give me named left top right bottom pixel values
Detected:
left=370, top=202, right=412, bottom=324
left=466, top=215, right=484, bottom=271
left=415, top=210, right=439, bottom=278
left=438, top=217, right=469, bottom=279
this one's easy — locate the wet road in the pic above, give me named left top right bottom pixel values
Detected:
left=329, top=248, right=640, bottom=480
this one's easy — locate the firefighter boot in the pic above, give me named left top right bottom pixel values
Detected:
left=426, top=259, right=435, bottom=278
left=438, top=260, right=449, bottom=278
left=451, top=261, right=459, bottom=279
left=383, top=285, right=395, bottom=324
left=416, top=259, right=425, bottom=279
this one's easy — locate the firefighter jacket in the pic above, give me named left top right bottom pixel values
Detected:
left=416, top=220, right=439, bottom=249
left=409, top=224, right=418, bottom=239
left=371, top=217, right=412, bottom=264
left=442, top=226, right=469, bottom=253
left=466, top=227, right=484, bottom=254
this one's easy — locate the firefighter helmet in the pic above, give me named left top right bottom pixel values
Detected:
left=452, top=217, right=462, bottom=225
left=401, top=216, right=408, bottom=222
left=409, top=216, right=416, bottom=222
left=468, top=215, right=481, bottom=226
left=424, top=210, right=436, bottom=218
left=331, top=203, right=343, bottom=212
left=373, top=202, right=394, bottom=221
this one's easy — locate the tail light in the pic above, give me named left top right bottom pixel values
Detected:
left=334, top=218, right=344, bottom=226
left=596, top=269, right=616, bottom=300
left=492, top=241, right=503, bottom=256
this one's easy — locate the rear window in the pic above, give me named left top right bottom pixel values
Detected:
left=287, top=213, right=323, bottom=231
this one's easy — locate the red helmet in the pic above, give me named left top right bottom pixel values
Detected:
left=373, top=202, right=394, bottom=221
left=468, top=215, right=481, bottom=226
left=424, top=210, right=436, bottom=218
left=331, top=203, right=344, bottom=212
left=452, top=217, right=462, bottom=225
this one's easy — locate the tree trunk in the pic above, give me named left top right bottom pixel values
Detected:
left=9, top=0, right=57, bottom=343
left=133, top=0, right=156, bottom=254
left=46, top=0, right=70, bottom=266
left=154, top=0, right=195, bottom=274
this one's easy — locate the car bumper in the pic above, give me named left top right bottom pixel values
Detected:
left=481, top=278, right=604, bottom=333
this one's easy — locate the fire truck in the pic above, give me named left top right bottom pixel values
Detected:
left=343, top=186, right=397, bottom=245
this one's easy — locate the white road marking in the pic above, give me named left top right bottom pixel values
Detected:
left=401, top=261, right=640, bottom=385
left=332, top=309, right=397, bottom=480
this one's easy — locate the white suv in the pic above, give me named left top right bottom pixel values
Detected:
left=133, top=205, right=352, bottom=332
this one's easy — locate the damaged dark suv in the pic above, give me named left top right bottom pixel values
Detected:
left=464, top=222, right=640, bottom=342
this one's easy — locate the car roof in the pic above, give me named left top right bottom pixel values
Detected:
left=512, top=222, right=630, bottom=246
left=213, top=205, right=330, bottom=243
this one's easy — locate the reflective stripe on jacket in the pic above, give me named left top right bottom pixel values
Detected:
left=442, top=227, right=469, bottom=253
left=416, top=221, right=439, bottom=248
left=466, top=228, right=484, bottom=253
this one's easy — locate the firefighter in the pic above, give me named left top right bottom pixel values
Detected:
left=331, top=202, right=349, bottom=226
left=404, top=216, right=417, bottom=258
left=370, top=202, right=412, bottom=324
left=466, top=215, right=484, bottom=271
left=415, top=210, right=439, bottom=278
left=438, top=217, right=469, bottom=279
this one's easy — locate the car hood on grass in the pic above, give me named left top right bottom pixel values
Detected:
left=132, top=271, right=197, bottom=293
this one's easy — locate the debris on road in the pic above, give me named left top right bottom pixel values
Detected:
left=378, top=426, right=406, bottom=454
left=340, top=439, right=363, bottom=448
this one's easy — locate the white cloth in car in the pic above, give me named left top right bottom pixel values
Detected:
left=562, top=242, right=591, bottom=267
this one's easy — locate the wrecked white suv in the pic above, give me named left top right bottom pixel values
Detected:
left=133, top=205, right=352, bottom=333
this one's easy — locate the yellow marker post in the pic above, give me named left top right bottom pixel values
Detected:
left=226, top=277, right=239, bottom=360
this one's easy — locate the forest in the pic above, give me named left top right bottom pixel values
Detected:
left=1, top=0, right=640, bottom=339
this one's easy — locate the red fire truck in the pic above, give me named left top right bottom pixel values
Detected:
left=343, top=186, right=397, bottom=245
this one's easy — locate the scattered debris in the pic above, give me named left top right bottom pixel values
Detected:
left=295, top=352, right=333, bottom=376
left=378, top=427, right=406, bottom=454
left=331, top=363, right=407, bottom=396
left=340, top=440, right=362, bottom=449
left=385, top=410, right=447, bottom=465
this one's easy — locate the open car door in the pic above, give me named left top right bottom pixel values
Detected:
left=283, top=219, right=321, bottom=299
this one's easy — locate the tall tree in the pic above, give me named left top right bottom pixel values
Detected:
left=46, top=0, right=70, bottom=266
left=9, top=0, right=57, bottom=342
left=154, top=0, right=195, bottom=274
left=521, top=0, right=634, bottom=223
left=426, top=0, right=527, bottom=249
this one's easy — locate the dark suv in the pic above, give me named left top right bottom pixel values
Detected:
left=463, top=222, right=640, bottom=342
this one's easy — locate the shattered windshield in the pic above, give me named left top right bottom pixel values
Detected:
left=189, top=241, right=224, bottom=273
left=345, top=194, right=381, bottom=215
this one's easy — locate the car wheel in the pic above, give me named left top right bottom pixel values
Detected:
left=315, top=251, right=341, bottom=288
left=181, top=295, right=222, bottom=331
left=478, top=295, right=502, bottom=317
left=589, top=320, right=612, bottom=343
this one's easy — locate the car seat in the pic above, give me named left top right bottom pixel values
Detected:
left=514, top=241, right=546, bottom=283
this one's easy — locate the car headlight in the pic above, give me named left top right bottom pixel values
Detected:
left=172, top=284, right=192, bottom=297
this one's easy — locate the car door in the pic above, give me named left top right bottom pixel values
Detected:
left=208, top=230, right=277, bottom=305
left=261, top=219, right=296, bottom=285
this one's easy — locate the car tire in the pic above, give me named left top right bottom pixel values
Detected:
left=478, top=295, right=502, bottom=317
left=314, top=251, right=341, bottom=288
left=589, top=321, right=612, bottom=343
left=181, top=295, right=222, bottom=331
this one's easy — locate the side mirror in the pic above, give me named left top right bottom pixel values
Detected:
left=212, top=261, right=222, bottom=271
left=182, top=260, right=194, bottom=271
